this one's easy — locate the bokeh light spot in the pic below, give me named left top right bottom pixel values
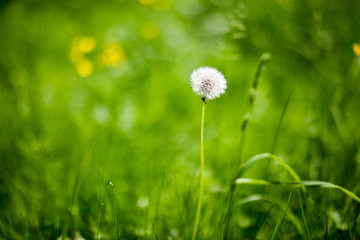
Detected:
left=92, top=105, right=110, bottom=124
left=137, top=196, right=149, bottom=208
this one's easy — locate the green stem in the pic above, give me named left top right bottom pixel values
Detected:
left=298, top=190, right=311, bottom=240
left=192, top=101, right=206, bottom=240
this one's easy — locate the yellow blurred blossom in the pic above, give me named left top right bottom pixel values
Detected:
left=353, top=43, right=360, bottom=56
left=69, top=36, right=97, bottom=77
left=78, top=37, right=96, bottom=53
left=101, top=43, right=126, bottom=67
left=69, top=36, right=96, bottom=64
left=140, top=22, right=160, bottom=40
left=139, top=0, right=155, bottom=5
left=76, top=59, right=93, bottom=77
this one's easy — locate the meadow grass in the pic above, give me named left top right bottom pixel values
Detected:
left=1, top=0, right=360, bottom=239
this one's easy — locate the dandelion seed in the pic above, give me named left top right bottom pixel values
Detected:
left=191, top=66, right=227, bottom=100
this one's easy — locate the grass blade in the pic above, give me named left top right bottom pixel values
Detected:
left=270, top=192, right=292, bottom=240
left=236, top=153, right=313, bottom=202
left=236, top=194, right=303, bottom=236
left=237, top=153, right=299, bottom=181
left=235, top=178, right=360, bottom=202
left=298, top=190, right=311, bottom=240
left=235, top=52, right=272, bottom=169
left=223, top=53, right=272, bottom=240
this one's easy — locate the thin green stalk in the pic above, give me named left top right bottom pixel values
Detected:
left=270, top=192, right=292, bottom=240
left=261, top=89, right=293, bottom=194
left=61, top=137, right=94, bottom=239
left=234, top=53, right=272, bottom=170
left=298, top=190, right=311, bottom=240
left=270, top=88, right=293, bottom=154
left=347, top=213, right=353, bottom=240
left=116, top=204, right=120, bottom=240
left=222, top=53, right=272, bottom=239
left=234, top=178, right=360, bottom=202
left=192, top=100, right=206, bottom=240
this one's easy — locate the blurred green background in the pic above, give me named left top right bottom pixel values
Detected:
left=1, top=0, right=360, bottom=239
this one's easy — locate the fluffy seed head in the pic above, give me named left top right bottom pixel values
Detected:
left=191, top=67, right=227, bottom=100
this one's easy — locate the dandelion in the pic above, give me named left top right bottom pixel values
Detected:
left=101, top=43, right=126, bottom=67
left=191, top=66, right=226, bottom=240
left=353, top=43, right=360, bottom=56
left=76, top=59, right=93, bottom=77
left=191, top=66, right=227, bottom=101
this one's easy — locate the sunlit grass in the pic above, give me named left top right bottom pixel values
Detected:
left=1, top=0, right=360, bottom=239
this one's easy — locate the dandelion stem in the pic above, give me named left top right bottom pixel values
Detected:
left=192, top=100, right=206, bottom=240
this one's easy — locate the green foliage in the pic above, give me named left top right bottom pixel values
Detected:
left=1, top=0, right=360, bottom=239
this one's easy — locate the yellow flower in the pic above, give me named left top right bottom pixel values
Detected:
left=101, top=43, right=126, bottom=67
left=78, top=37, right=96, bottom=53
left=353, top=43, right=360, bottom=56
left=76, top=59, right=93, bottom=77
left=69, top=36, right=96, bottom=63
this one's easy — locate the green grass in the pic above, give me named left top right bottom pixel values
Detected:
left=1, top=0, right=360, bottom=239
left=270, top=192, right=292, bottom=240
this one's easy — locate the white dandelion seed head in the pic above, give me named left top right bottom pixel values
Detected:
left=191, top=66, right=227, bottom=100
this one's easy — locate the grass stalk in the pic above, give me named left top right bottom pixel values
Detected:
left=116, top=204, right=120, bottom=240
left=60, top=138, right=94, bottom=239
left=222, top=54, right=272, bottom=239
left=234, top=53, right=272, bottom=170
left=298, top=190, right=311, bottom=240
left=270, top=192, right=292, bottom=240
left=234, top=178, right=360, bottom=202
left=192, top=100, right=206, bottom=240
left=270, top=88, right=294, bottom=154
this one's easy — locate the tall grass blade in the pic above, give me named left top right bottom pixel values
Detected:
left=235, top=178, right=360, bottom=202
left=270, top=88, right=294, bottom=153
left=235, top=52, right=272, bottom=170
left=223, top=53, right=272, bottom=240
left=262, top=89, right=294, bottom=186
left=298, top=190, right=311, bottom=240
left=270, top=192, right=292, bottom=240
left=222, top=151, right=303, bottom=240
left=236, top=153, right=312, bottom=201
left=236, top=194, right=303, bottom=235
left=116, top=204, right=120, bottom=240
left=61, top=138, right=95, bottom=239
